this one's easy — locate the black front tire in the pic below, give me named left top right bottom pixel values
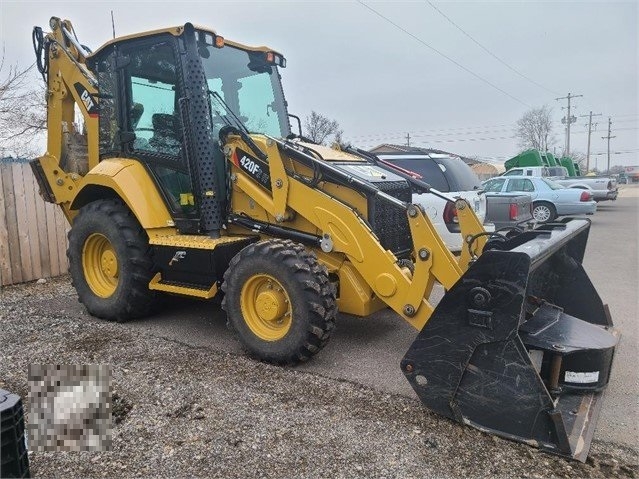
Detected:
left=67, top=199, right=156, bottom=322
left=222, top=239, right=337, bottom=365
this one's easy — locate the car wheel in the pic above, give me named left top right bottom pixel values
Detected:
left=532, top=202, right=557, bottom=223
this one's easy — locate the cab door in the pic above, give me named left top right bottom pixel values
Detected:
left=119, top=36, right=199, bottom=232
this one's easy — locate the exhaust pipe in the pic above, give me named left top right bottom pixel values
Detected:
left=402, top=218, right=618, bottom=461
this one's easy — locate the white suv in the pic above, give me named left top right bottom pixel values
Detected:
left=376, top=153, right=487, bottom=252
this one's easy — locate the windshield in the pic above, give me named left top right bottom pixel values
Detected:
left=198, top=37, right=290, bottom=138
left=483, top=178, right=505, bottom=193
left=541, top=177, right=565, bottom=190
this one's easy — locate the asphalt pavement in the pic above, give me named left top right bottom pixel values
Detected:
left=32, top=185, right=639, bottom=450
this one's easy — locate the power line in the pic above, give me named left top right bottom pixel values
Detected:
left=347, top=122, right=518, bottom=141
left=572, top=127, right=639, bottom=134
left=356, top=1, right=531, bottom=108
left=554, top=118, right=639, bottom=125
left=592, top=149, right=639, bottom=155
left=358, top=134, right=518, bottom=146
left=424, top=0, right=560, bottom=96
left=350, top=126, right=516, bottom=142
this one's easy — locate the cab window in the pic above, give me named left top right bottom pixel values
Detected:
left=126, top=41, right=181, bottom=157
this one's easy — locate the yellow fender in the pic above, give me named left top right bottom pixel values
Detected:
left=71, top=158, right=173, bottom=230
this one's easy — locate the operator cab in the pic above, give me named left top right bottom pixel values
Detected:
left=89, top=24, right=290, bottom=233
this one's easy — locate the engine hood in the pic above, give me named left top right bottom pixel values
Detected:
left=295, top=142, right=367, bottom=163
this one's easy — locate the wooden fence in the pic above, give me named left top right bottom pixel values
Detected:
left=0, top=161, right=69, bottom=286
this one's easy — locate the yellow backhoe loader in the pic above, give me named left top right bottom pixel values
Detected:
left=30, top=17, right=618, bottom=461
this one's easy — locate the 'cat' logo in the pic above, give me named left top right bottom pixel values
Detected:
left=81, top=90, right=95, bottom=113
left=73, top=82, right=98, bottom=117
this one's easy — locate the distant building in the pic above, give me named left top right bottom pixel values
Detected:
left=623, top=165, right=639, bottom=183
left=470, top=162, right=500, bottom=181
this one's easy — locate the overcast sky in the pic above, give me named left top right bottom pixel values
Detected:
left=1, top=0, right=637, bottom=167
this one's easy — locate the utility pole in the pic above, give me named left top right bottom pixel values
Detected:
left=556, top=92, right=583, bottom=157
left=405, top=133, right=411, bottom=147
left=579, top=111, right=602, bottom=172
left=601, top=117, right=616, bottom=174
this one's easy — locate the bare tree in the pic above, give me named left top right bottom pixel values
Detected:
left=0, top=55, right=47, bottom=158
left=304, top=111, right=342, bottom=145
left=608, top=165, right=625, bottom=175
left=565, top=150, right=587, bottom=172
left=331, top=129, right=350, bottom=150
left=515, top=105, right=556, bottom=152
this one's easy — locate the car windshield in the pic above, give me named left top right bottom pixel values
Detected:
left=483, top=178, right=505, bottom=192
left=198, top=37, right=290, bottom=138
left=541, top=177, right=565, bottom=190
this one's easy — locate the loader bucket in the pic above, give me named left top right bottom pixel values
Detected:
left=401, top=218, right=619, bottom=461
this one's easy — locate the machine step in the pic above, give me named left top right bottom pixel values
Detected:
left=148, top=273, right=218, bottom=299
left=149, top=234, right=254, bottom=250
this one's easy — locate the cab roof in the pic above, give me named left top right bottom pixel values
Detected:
left=89, top=23, right=283, bottom=59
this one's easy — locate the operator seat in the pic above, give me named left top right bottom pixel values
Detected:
left=149, top=113, right=180, bottom=155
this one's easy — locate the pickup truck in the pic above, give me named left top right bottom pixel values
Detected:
left=502, top=166, right=618, bottom=202
left=484, top=193, right=533, bottom=230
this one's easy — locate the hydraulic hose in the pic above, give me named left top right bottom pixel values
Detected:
left=32, top=26, right=49, bottom=83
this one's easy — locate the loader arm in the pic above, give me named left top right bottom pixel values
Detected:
left=223, top=134, right=470, bottom=330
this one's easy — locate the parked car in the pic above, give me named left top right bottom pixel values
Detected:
left=502, top=166, right=618, bottom=202
left=482, top=176, right=596, bottom=223
left=375, top=153, right=486, bottom=251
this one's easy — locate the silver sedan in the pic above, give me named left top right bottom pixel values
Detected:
left=482, top=175, right=597, bottom=223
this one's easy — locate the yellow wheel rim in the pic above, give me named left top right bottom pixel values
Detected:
left=82, top=233, right=119, bottom=298
left=240, top=274, right=292, bottom=341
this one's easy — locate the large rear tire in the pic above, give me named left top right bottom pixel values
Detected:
left=221, top=239, right=336, bottom=365
left=67, top=199, right=156, bottom=322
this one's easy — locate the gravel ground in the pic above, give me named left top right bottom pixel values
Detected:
left=1, top=277, right=637, bottom=478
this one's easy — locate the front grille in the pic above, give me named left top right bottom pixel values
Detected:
left=368, top=180, right=412, bottom=258
left=0, top=389, right=30, bottom=478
